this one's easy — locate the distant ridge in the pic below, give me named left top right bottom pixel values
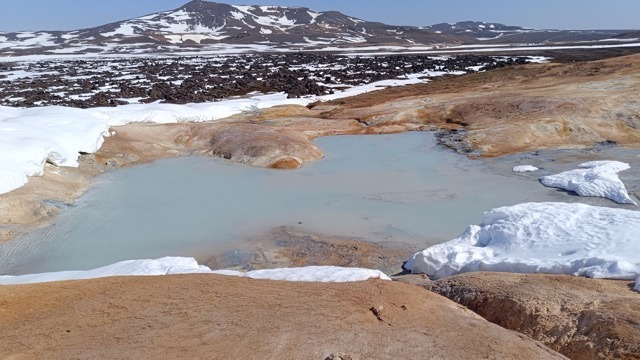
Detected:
left=0, top=2, right=636, bottom=56
left=423, top=21, right=629, bottom=43
left=615, top=30, right=640, bottom=39
left=0, top=0, right=461, bottom=56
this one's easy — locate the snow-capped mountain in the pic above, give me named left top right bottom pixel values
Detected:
left=423, top=21, right=628, bottom=43
left=0, top=0, right=460, bottom=56
left=1, top=3, right=636, bottom=57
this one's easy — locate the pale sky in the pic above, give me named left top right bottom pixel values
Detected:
left=0, top=0, right=637, bottom=32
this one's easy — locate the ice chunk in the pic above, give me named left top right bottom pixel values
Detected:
left=540, top=160, right=637, bottom=205
left=513, top=165, right=539, bottom=172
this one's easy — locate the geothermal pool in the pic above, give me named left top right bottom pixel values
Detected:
left=0, top=132, right=617, bottom=275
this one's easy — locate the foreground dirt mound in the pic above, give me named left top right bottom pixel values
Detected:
left=0, top=275, right=564, bottom=359
left=409, top=272, right=640, bottom=360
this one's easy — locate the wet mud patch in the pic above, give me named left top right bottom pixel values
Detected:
left=204, top=226, right=415, bottom=276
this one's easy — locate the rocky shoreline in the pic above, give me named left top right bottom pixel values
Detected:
left=203, top=226, right=415, bottom=277
left=4, top=53, right=640, bottom=243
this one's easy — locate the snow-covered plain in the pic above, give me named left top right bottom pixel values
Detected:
left=406, top=202, right=640, bottom=290
left=540, top=160, right=637, bottom=205
left=0, top=257, right=390, bottom=285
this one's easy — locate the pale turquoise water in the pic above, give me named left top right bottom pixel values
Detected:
left=0, top=132, right=571, bottom=275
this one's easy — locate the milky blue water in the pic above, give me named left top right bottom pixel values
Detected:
left=0, top=132, right=567, bottom=275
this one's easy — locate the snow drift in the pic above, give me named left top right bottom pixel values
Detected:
left=0, top=257, right=390, bottom=285
left=406, top=202, right=640, bottom=290
left=512, top=165, right=538, bottom=172
left=540, top=160, right=637, bottom=205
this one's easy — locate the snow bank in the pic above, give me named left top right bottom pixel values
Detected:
left=0, top=257, right=390, bottom=285
left=0, top=106, right=111, bottom=193
left=0, top=257, right=211, bottom=285
left=313, top=73, right=426, bottom=101
left=0, top=93, right=309, bottom=195
left=540, top=160, right=637, bottom=205
left=89, top=93, right=310, bottom=126
left=223, top=266, right=391, bottom=282
left=406, top=202, right=640, bottom=287
left=512, top=165, right=538, bottom=172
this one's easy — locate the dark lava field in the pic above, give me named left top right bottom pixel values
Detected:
left=0, top=54, right=535, bottom=108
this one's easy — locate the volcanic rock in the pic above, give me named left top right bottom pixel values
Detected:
left=401, top=272, right=640, bottom=360
left=206, top=123, right=324, bottom=168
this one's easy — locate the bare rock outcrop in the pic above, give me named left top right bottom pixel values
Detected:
left=402, top=272, right=640, bottom=360
left=205, top=123, right=324, bottom=169
left=0, top=274, right=565, bottom=359
left=317, top=53, right=640, bottom=157
left=204, top=226, right=414, bottom=275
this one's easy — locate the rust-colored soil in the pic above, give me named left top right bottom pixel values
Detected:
left=0, top=275, right=564, bottom=359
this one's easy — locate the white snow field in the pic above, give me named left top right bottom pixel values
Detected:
left=406, top=202, right=640, bottom=291
left=540, top=160, right=637, bottom=205
left=0, top=257, right=390, bottom=285
left=512, top=165, right=539, bottom=172
left=0, top=73, right=437, bottom=195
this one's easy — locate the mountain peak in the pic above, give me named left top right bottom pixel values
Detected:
left=180, top=0, right=207, bottom=9
left=179, top=0, right=230, bottom=11
left=0, top=0, right=462, bottom=56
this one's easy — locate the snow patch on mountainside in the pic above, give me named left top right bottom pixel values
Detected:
left=233, top=6, right=289, bottom=28
left=102, top=24, right=138, bottom=37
